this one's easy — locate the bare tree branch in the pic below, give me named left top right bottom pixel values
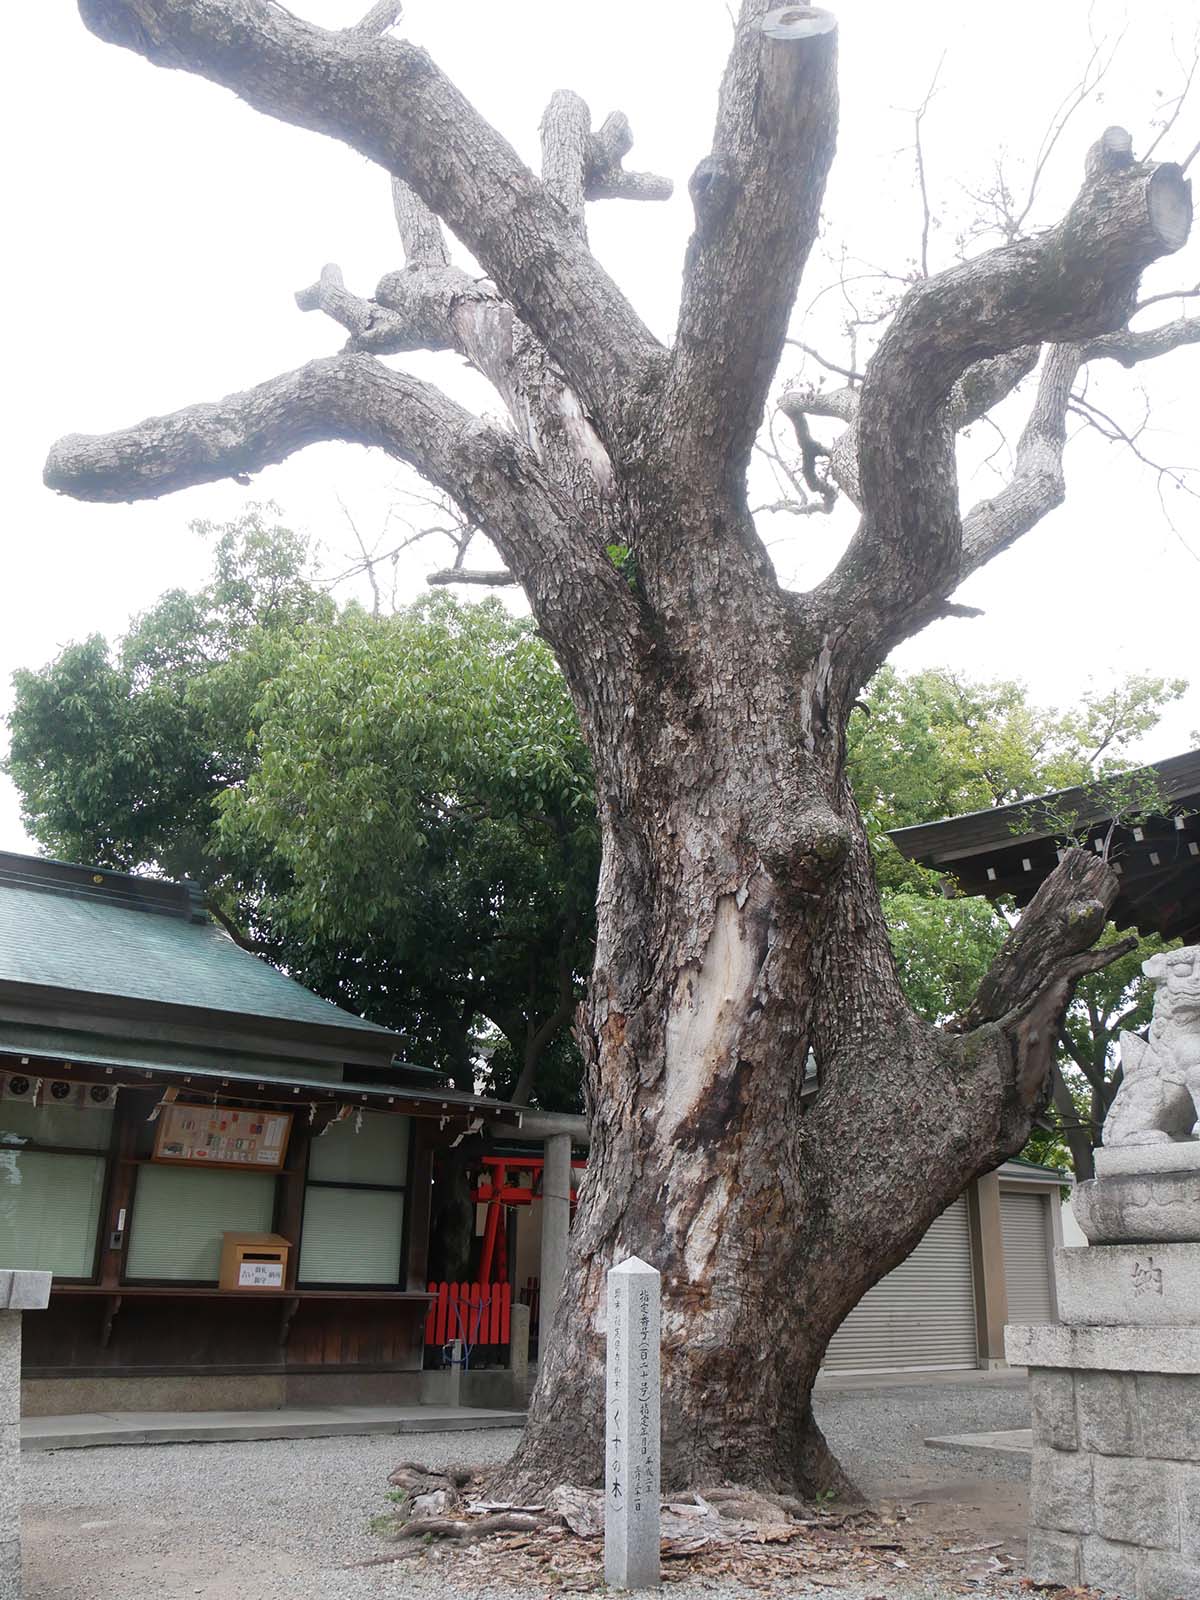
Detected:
left=957, top=343, right=1081, bottom=583
left=337, top=495, right=382, bottom=615
left=784, top=341, right=863, bottom=384
left=1143, top=33, right=1200, bottom=161
left=77, top=0, right=661, bottom=433
left=817, top=131, right=1191, bottom=682
left=1013, top=26, right=1128, bottom=236
left=296, top=185, right=616, bottom=518
left=665, top=3, right=838, bottom=484
left=904, top=307, right=1200, bottom=613
left=540, top=90, right=591, bottom=237
left=352, top=1, right=401, bottom=36
left=42, top=352, right=638, bottom=681
left=1135, top=280, right=1200, bottom=312
left=1081, top=313, right=1200, bottom=366
left=911, top=53, right=946, bottom=279
left=295, top=261, right=447, bottom=353
left=780, top=345, right=1039, bottom=513
left=586, top=111, right=673, bottom=205
left=1068, top=387, right=1200, bottom=554
left=391, top=177, right=450, bottom=269
left=40, top=355, right=529, bottom=516
left=427, top=567, right=518, bottom=587
left=539, top=93, right=672, bottom=238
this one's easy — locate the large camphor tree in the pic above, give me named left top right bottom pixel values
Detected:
left=46, top=1, right=1198, bottom=1495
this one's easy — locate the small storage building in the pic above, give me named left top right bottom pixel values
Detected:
left=819, top=1158, right=1063, bottom=1376
left=0, top=850, right=520, bottom=1415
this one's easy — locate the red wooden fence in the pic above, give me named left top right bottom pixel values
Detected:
left=424, top=1280, right=511, bottom=1348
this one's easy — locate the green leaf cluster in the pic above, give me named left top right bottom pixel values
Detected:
left=5, top=514, right=596, bottom=1104
left=852, top=664, right=1187, bottom=1173
left=6, top=507, right=330, bottom=883
left=849, top=665, right=1187, bottom=894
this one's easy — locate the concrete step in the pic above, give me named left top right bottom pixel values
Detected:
left=21, top=1403, right=526, bottom=1452
left=925, top=1427, right=1033, bottom=1462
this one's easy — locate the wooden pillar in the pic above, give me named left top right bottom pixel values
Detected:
left=405, top=1122, right=435, bottom=1293
left=276, top=1117, right=311, bottom=1291
left=97, top=1089, right=149, bottom=1288
left=967, top=1173, right=1010, bottom=1367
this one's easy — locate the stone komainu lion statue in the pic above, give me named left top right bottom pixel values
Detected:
left=1104, top=945, right=1200, bottom=1148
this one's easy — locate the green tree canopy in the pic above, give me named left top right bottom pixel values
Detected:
left=849, top=666, right=1187, bottom=893
left=850, top=665, right=1187, bottom=1176
left=6, top=508, right=331, bottom=883
left=6, top=513, right=596, bottom=1106
left=217, top=590, right=597, bottom=1104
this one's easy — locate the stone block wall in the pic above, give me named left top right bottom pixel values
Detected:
left=1029, top=1368, right=1200, bottom=1600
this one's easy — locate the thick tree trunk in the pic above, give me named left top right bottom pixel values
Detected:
left=494, top=637, right=1123, bottom=1498
left=428, top=1141, right=476, bottom=1285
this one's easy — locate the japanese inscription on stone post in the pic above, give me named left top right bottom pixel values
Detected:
left=605, top=1255, right=661, bottom=1589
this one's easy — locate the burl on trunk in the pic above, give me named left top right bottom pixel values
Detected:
left=48, top=0, right=1194, bottom=1493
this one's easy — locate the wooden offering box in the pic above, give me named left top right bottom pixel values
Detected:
left=219, top=1232, right=291, bottom=1290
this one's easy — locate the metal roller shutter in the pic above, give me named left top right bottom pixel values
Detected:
left=1000, top=1189, right=1054, bottom=1323
left=822, top=1198, right=978, bottom=1374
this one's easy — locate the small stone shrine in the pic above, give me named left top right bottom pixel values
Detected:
left=1007, top=945, right=1200, bottom=1600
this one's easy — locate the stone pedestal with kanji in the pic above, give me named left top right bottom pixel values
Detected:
left=1008, top=1144, right=1200, bottom=1600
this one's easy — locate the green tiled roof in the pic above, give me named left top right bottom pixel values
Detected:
left=0, top=1021, right=521, bottom=1122
left=0, top=875, right=394, bottom=1041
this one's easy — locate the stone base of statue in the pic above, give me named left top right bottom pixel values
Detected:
left=1007, top=1144, right=1200, bottom=1600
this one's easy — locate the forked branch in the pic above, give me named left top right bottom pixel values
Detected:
left=42, top=353, right=637, bottom=676
left=819, top=128, right=1191, bottom=682
left=540, top=93, right=672, bottom=238
left=296, top=180, right=615, bottom=516
left=77, top=0, right=660, bottom=433
left=781, top=345, right=1040, bottom=511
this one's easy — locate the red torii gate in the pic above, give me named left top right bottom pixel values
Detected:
left=471, top=1153, right=585, bottom=1286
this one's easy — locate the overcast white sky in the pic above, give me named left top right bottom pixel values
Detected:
left=3, top=1, right=1198, bottom=854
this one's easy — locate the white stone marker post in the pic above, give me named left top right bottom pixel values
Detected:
left=1, top=1270, right=52, bottom=1600
left=604, top=1256, right=661, bottom=1590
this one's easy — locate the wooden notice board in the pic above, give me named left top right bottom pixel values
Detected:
left=152, top=1103, right=293, bottom=1172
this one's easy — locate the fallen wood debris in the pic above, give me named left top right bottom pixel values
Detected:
left=360, top=1460, right=1088, bottom=1594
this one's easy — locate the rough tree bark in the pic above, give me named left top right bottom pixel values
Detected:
left=48, top=0, right=1196, bottom=1496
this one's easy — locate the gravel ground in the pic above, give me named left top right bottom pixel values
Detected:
left=22, top=1420, right=1029, bottom=1600
left=814, top=1373, right=1033, bottom=1489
